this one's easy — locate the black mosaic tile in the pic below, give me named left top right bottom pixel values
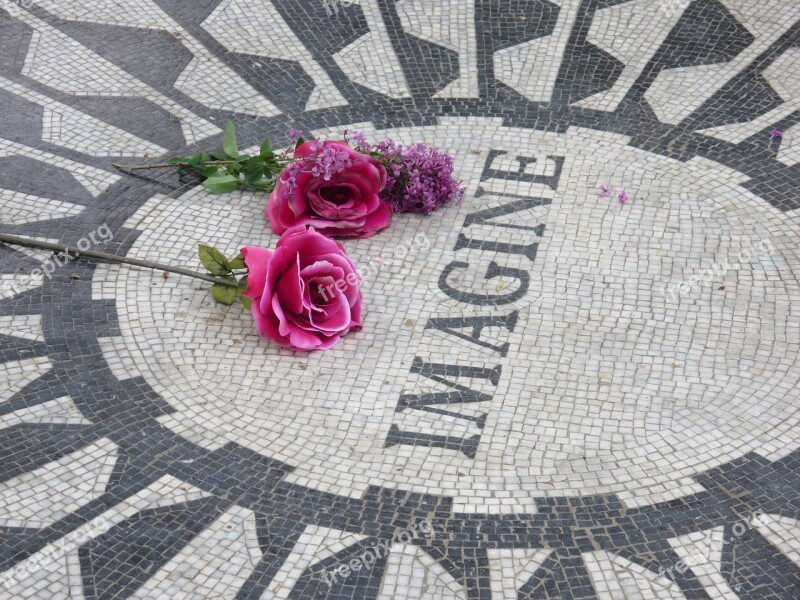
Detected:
left=0, top=0, right=799, bottom=598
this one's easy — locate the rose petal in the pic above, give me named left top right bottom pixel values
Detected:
left=330, top=199, right=392, bottom=239
left=265, top=143, right=389, bottom=239
left=304, top=276, right=330, bottom=312
left=287, top=326, right=327, bottom=350
left=305, top=253, right=359, bottom=305
left=247, top=225, right=362, bottom=351
left=276, top=225, right=344, bottom=259
left=349, top=291, right=362, bottom=326
left=275, top=254, right=304, bottom=315
left=307, top=182, right=364, bottom=218
left=241, top=246, right=274, bottom=301
left=250, top=302, right=285, bottom=346
left=309, top=291, right=351, bottom=332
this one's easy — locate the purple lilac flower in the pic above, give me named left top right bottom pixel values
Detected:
left=288, top=129, right=303, bottom=140
left=344, top=130, right=370, bottom=149
left=770, top=129, right=784, bottom=139
left=283, top=145, right=354, bottom=200
left=349, top=133, right=465, bottom=214
left=311, top=146, right=353, bottom=180
left=617, top=190, right=629, bottom=204
left=598, top=184, right=612, bottom=197
left=283, top=163, right=302, bottom=197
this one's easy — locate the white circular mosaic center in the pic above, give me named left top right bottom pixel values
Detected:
left=99, top=120, right=800, bottom=508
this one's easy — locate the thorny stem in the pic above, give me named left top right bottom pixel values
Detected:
left=0, top=233, right=239, bottom=287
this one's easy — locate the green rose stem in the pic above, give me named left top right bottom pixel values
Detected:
left=0, top=233, right=238, bottom=287
left=112, top=160, right=236, bottom=171
left=111, top=122, right=303, bottom=195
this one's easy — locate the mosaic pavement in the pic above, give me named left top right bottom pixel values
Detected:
left=1, top=0, right=799, bottom=598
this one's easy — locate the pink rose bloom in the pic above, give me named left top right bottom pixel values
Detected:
left=241, top=225, right=362, bottom=351
left=266, top=140, right=391, bottom=239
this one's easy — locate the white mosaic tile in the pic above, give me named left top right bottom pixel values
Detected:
left=333, top=0, right=412, bottom=99
left=0, top=189, right=84, bottom=226
left=110, top=475, right=212, bottom=512
left=174, top=55, right=281, bottom=118
left=261, top=525, right=367, bottom=600
left=97, top=336, right=144, bottom=381
left=0, top=438, right=116, bottom=528
left=0, top=315, right=44, bottom=343
left=668, top=527, right=740, bottom=599
left=0, top=475, right=211, bottom=598
left=571, top=0, right=688, bottom=112
left=487, top=548, right=552, bottom=600
left=397, top=0, right=478, bottom=98
left=0, top=541, right=85, bottom=600
left=777, top=121, right=800, bottom=166
left=7, top=240, right=58, bottom=265
left=751, top=513, right=800, bottom=568
left=32, top=0, right=178, bottom=29
left=0, top=75, right=164, bottom=157
left=0, top=357, right=52, bottom=404
left=0, top=138, right=119, bottom=198
left=130, top=504, right=261, bottom=600
left=202, top=0, right=348, bottom=111
left=584, top=549, right=687, bottom=599
left=493, top=0, right=581, bottom=102
left=90, top=263, right=123, bottom=301
left=95, top=119, right=800, bottom=507
left=32, top=0, right=281, bottom=118
left=0, top=273, right=43, bottom=302
left=617, top=477, right=707, bottom=509
left=377, top=543, right=466, bottom=600
left=696, top=47, right=800, bottom=145
left=645, top=0, right=800, bottom=124
left=12, top=10, right=221, bottom=145
left=0, top=396, right=90, bottom=431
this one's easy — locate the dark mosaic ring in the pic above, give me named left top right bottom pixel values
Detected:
left=1, top=0, right=799, bottom=598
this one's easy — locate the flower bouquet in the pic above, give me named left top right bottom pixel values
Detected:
left=116, top=122, right=464, bottom=351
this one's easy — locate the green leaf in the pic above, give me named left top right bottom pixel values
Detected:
left=238, top=276, right=252, bottom=309
left=198, top=244, right=231, bottom=276
left=243, top=156, right=265, bottom=183
left=203, top=174, right=240, bottom=194
left=244, top=180, right=274, bottom=192
left=228, top=253, right=246, bottom=270
left=223, top=120, right=239, bottom=158
left=259, top=139, right=272, bottom=160
left=187, top=152, right=203, bottom=167
left=201, top=166, right=220, bottom=177
left=294, top=137, right=305, bottom=149
left=211, top=282, right=238, bottom=305
left=168, top=157, right=185, bottom=165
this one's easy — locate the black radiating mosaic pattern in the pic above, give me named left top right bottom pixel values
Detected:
left=0, top=0, right=799, bottom=598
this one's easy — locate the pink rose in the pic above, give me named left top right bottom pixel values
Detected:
left=266, top=140, right=391, bottom=239
left=241, top=225, right=362, bottom=351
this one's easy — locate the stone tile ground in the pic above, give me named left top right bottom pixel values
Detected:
left=0, top=0, right=799, bottom=598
